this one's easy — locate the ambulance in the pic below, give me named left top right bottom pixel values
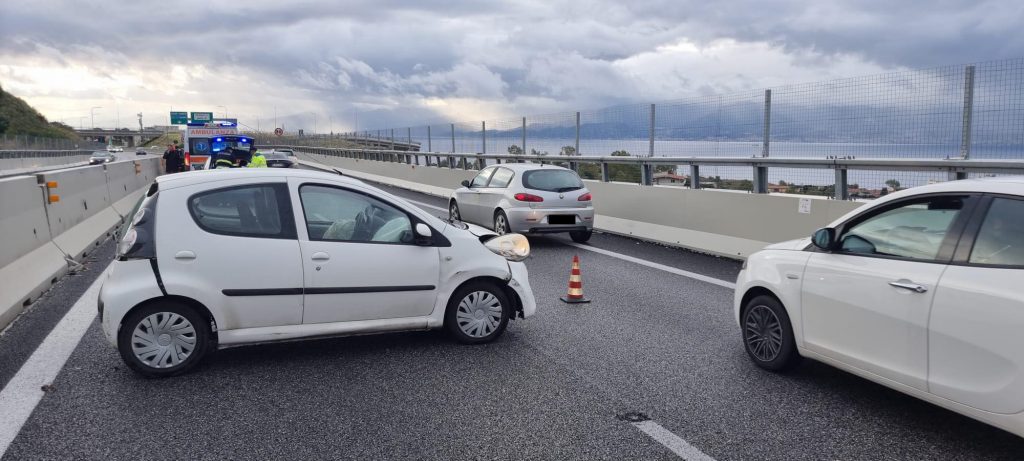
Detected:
left=182, top=120, right=254, bottom=170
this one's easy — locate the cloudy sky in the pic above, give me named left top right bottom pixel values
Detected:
left=1, top=0, right=1021, bottom=132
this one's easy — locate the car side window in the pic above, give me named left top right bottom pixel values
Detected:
left=838, top=196, right=965, bottom=261
left=188, top=184, right=294, bottom=238
left=299, top=185, right=414, bottom=244
left=470, top=168, right=495, bottom=188
left=487, top=168, right=514, bottom=188
left=969, top=198, right=1024, bottom=267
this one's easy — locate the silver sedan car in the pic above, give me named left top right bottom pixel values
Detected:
left=449, top=164, right=595, bottom=242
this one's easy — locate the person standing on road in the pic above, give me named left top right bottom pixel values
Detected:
left=248, top=147, right=267, bottom=168
left=162, top=143, right=181, bottom=174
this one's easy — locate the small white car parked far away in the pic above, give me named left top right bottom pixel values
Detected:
left=449, top=163, right=595, bottom=242
left=101, top=169, right=536, bottom=377
left=735, top=177, right=1024, bottom=437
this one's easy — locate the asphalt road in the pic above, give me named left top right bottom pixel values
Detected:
left=1, top=172, right=1022, bottom=460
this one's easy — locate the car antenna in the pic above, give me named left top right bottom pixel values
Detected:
left=332, top=168, right=344, bottom=176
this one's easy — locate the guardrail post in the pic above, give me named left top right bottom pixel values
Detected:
left=960, top=65, right=975, bottom=160
left=835, top=168, right=849, bottom=200
left=481, top=121, right=486, bottom=155
left=521, top=117, right=527, bottom=156
left=649, top=103, right=655, bottom=158
left=689, top=165, right=701, bottom=189
left=753, top=166, right=768, bottom=193
left=600, top=162, right=610, bottom=182
left=762, top=89, right=772, bottom=158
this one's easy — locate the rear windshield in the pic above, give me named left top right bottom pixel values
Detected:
left=521, top=169, right=583, bottom=192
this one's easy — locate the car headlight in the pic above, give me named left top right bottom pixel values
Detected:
left=484, top=233, right=530, bottom=262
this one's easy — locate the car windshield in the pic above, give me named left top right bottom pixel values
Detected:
left=91, top=152, right=108, bottom=157
left=266, top=152, right=288, bottom=159
left=521, top=169, right=583, bottom=192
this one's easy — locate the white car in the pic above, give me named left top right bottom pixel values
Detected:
left=100, top=169, right=536, bottom=377
left=735, top=177, right=1024, bottom=437
left=449, top=164, right=595, bottom=242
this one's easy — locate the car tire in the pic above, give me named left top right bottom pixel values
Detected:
left=741, top=295, right=800, bottom=371
left=570, top=230, right=592, bottom=243
left=117, top=301, right=211, bottom=378
left=494, top=210, right=510, bottom=235
left=445, top=281, right=511, bottom=344
left=449, top=200, right=461, bottom=221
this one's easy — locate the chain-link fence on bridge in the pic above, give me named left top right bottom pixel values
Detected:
left=263, top=58, right=1024, bottom=194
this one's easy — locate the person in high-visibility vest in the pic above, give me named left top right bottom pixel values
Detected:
left=248, top=147, right=267, bottom=168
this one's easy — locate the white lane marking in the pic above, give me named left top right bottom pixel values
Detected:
left=633, top=420, right=717, bottom=461
left=566, top=242, right=736, bottom=290
left=401, top=198, right=735, bottom=289
left=0, top=265, right=108, bottom=457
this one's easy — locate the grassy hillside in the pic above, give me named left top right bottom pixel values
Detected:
left=0, top=84, right=79, bottom=139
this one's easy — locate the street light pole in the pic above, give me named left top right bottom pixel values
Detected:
left=90, top=106, right=102, bottom=129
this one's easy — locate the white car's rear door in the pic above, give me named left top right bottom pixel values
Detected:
left=928, top=196, right=1024, bottom=413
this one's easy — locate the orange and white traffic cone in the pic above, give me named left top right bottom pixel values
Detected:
left=560, top=255, right=591, bottom=304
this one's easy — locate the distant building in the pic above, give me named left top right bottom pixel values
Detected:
left=653, top=172, right=689, bottom=186
left=767, top=183, right=789, bottom=193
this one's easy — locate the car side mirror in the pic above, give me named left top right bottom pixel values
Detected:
left=460, top=180, right=471, bottom=188
left=414, top=223, right=433, bottom=245
left=811, top=227, right=836, bottom=251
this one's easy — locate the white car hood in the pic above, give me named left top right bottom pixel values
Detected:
left=763, top=237, right=811, bottom=251
left=462, top=222, right=497, bottom=238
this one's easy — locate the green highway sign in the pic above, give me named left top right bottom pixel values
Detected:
left=170, top=111, right=188, bottom=125
left=191, top=112, right=214, bottom=122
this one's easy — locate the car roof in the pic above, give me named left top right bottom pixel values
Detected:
left=883, top=176, right=1024, bottom=197
left=486, top=163, right=573, bottom=173
left=155, top=167, right=365, bottom=190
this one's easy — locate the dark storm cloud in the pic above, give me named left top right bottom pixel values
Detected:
left=1, top=0, right=1020, bottom=129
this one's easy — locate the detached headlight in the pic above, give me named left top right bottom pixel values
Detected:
left=484, top=233, right=530, bottom=262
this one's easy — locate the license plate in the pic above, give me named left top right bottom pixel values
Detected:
left=548, top=215, right=575, bottom=225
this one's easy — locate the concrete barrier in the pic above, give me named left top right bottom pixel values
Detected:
left=0, top=177, right=69, bottom=329
left=0, top=157, right=162, bottom=331
left=37, top=165, right=120, bottom=262
left=294, top=151, right=864, bottom=259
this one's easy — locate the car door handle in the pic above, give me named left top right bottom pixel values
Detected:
left=888, top=280, right=928, bottom=293
left=311, top=252, right=330, bottom=261
left=174, top=250, right=196, bottom=260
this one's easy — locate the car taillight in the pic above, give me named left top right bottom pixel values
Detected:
left=514, top=193, right=544, bottom=202
left=578, top=192, right=592, bottom=201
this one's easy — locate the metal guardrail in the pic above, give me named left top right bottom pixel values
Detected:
left=0, top=150, right=95, bottom=158
left=261, top=145, right=1024, bottom=200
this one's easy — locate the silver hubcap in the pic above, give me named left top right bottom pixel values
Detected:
left=745, top=305, right=783, bottom=362
left=456, top=291, right=503, bottom=338
left=495, top=214, right=507, bottom=235
left=131, top=312, right=197, bottom=368
left=450, top=203, right=460, bottom=221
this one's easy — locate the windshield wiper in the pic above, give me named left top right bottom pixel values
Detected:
left=554, top=186, right=582, bottom=192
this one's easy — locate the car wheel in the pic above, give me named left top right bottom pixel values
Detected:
left=570, top=230, right=592, bottom=243
left=449, top=200, right=461, bottom=221
left=494, top=210, right=510, bottom=235
left=445, top=281, right=510, bottom=344
left=117, top=301, right=211, bottom=378
left=742, top=295, right=800, bottom=371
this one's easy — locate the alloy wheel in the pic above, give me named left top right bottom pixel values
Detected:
left=495, top=214, right=508, bottom=235
left=745, top=305, right=783, bottom=362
